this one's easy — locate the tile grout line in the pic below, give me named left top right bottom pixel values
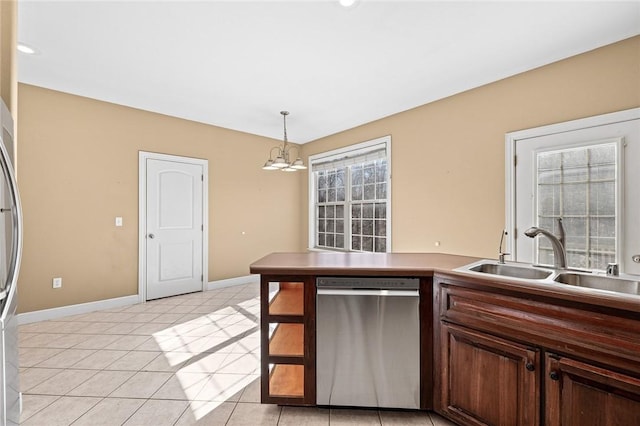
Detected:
left=18, top=394, right=61, bottom=423
left=18, top=283, right=262, bottom=425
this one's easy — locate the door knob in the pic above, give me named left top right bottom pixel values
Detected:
left=148, top=234, right=155, bottom=239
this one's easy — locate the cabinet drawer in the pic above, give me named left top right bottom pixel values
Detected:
left=437, top=279, right=640, bottom=375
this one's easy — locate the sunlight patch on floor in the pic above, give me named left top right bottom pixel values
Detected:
left=152, top=294, right=261, bottom=420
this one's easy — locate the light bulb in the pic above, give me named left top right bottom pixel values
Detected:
left=339, top=0, right=357, bottom=7
left=17, top=43, right=37, bottom=55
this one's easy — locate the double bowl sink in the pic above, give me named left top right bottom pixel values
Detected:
left=458, top=261, right=640, bottom=297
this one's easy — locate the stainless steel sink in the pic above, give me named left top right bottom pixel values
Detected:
left=468, top=263, right=553, bottom=280
left=457, top=260, right=640, bottom=298
left=553, top=273, right=640, bottom=296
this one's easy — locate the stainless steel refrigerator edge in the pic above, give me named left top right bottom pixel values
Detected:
left=316, top=277, right=421, bottom=409
left=0, top=99, right=23, bottom=426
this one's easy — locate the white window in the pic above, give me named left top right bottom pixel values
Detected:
left=506, top=108, right=640, bottom=275
left=309, top=136, right=391, bottom=252
left=534, top=142, right=618, bottom=270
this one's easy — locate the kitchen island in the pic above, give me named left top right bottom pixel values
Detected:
left=250, top=252, right=640, bottom=426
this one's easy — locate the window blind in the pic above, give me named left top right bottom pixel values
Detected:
left=311, top=143, right=386, bottom=172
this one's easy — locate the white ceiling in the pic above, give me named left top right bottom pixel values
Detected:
left=17, top=1, right=640, bottom=143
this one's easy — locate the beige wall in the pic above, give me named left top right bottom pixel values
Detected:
left=17, top=36, right=640, bottom=314
left=301, top=36, right=640, bottom=257
left=17, top=85, right=302, bottom=313
left=0, top=0, right=17, bottom=113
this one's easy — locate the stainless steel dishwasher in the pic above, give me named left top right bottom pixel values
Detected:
left=316, top=277, right=420, bottom=409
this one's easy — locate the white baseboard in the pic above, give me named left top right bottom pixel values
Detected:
left=206, top=274, right=259, bottom=291
left=17, top=294, right=139, bottom=325
left=17, top=275, right=259, bottom=325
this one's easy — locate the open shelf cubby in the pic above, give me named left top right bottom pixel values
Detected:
left=269, top=323, right=304, bottom=357
left=269, top=364, right=305, bottom=398
left=269, top=282, right=304, bottom=316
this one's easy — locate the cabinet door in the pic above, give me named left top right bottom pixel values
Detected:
left=545, top=354, right=640, bottom=426
left=440, top=323, right=539, bottom=426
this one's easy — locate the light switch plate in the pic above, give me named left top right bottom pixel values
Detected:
left=115, top=217, right=123, bottom=227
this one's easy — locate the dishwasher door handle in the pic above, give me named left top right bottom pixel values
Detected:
left=316, top=289, right=419, bottom=297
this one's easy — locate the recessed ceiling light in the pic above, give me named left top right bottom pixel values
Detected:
left=339, top=0, right=358, bottom=8
left=17, top=43, right=37, bottom=55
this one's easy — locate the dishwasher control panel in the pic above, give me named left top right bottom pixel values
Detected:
left=316, top=277, right=419, bottom=290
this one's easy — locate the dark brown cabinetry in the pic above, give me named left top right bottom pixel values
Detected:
left=257, top=272, right=435, bottom=408
left=250, top=253, right=640, bottom=422
left=545, top=353, right=640, bottom=426
left=260, top=276, right=316, bottom=405
left=439, top=323, right=539, bottom=426
left=434, top=275, right=640, bottom=426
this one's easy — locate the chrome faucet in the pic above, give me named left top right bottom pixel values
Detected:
left=497, top=230, right=509, bottom=264
left=525, top=218, right=567, bottom=269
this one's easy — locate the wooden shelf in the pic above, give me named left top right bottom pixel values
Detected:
left=269, top=364, right=304, bottom=398
left=259, top=276, right=314, bottom=404
left=269, top=323, right=304, bottom=357
left=269, top=284, right=304, bottom=316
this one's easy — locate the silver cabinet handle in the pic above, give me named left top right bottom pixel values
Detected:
left=148, top=234, right=155, bottom=239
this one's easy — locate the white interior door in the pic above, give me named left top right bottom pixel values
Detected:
left=145, top=157, right=205, bottom=300
left=513, top=117, right=640, bottom=275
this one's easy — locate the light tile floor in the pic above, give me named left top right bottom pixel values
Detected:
left=18, top=282, right=456, bottom=425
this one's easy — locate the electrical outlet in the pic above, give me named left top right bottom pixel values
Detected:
left=52, top=277, right=62, bottom=289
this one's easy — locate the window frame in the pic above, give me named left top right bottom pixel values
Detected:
left=505, top=108, right=638, bottom=269
left=308, top=136, right=392, bottom=252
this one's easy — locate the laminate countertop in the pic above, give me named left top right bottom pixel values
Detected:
left=249, top=252, right=480, bottom=276
left=250, top=252, right=640, bottom=313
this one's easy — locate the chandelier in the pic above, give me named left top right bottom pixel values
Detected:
left=262, top=111, right=306, bottom=172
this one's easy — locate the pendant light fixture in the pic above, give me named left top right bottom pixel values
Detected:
left=262, top=111, right=306, bottom=172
